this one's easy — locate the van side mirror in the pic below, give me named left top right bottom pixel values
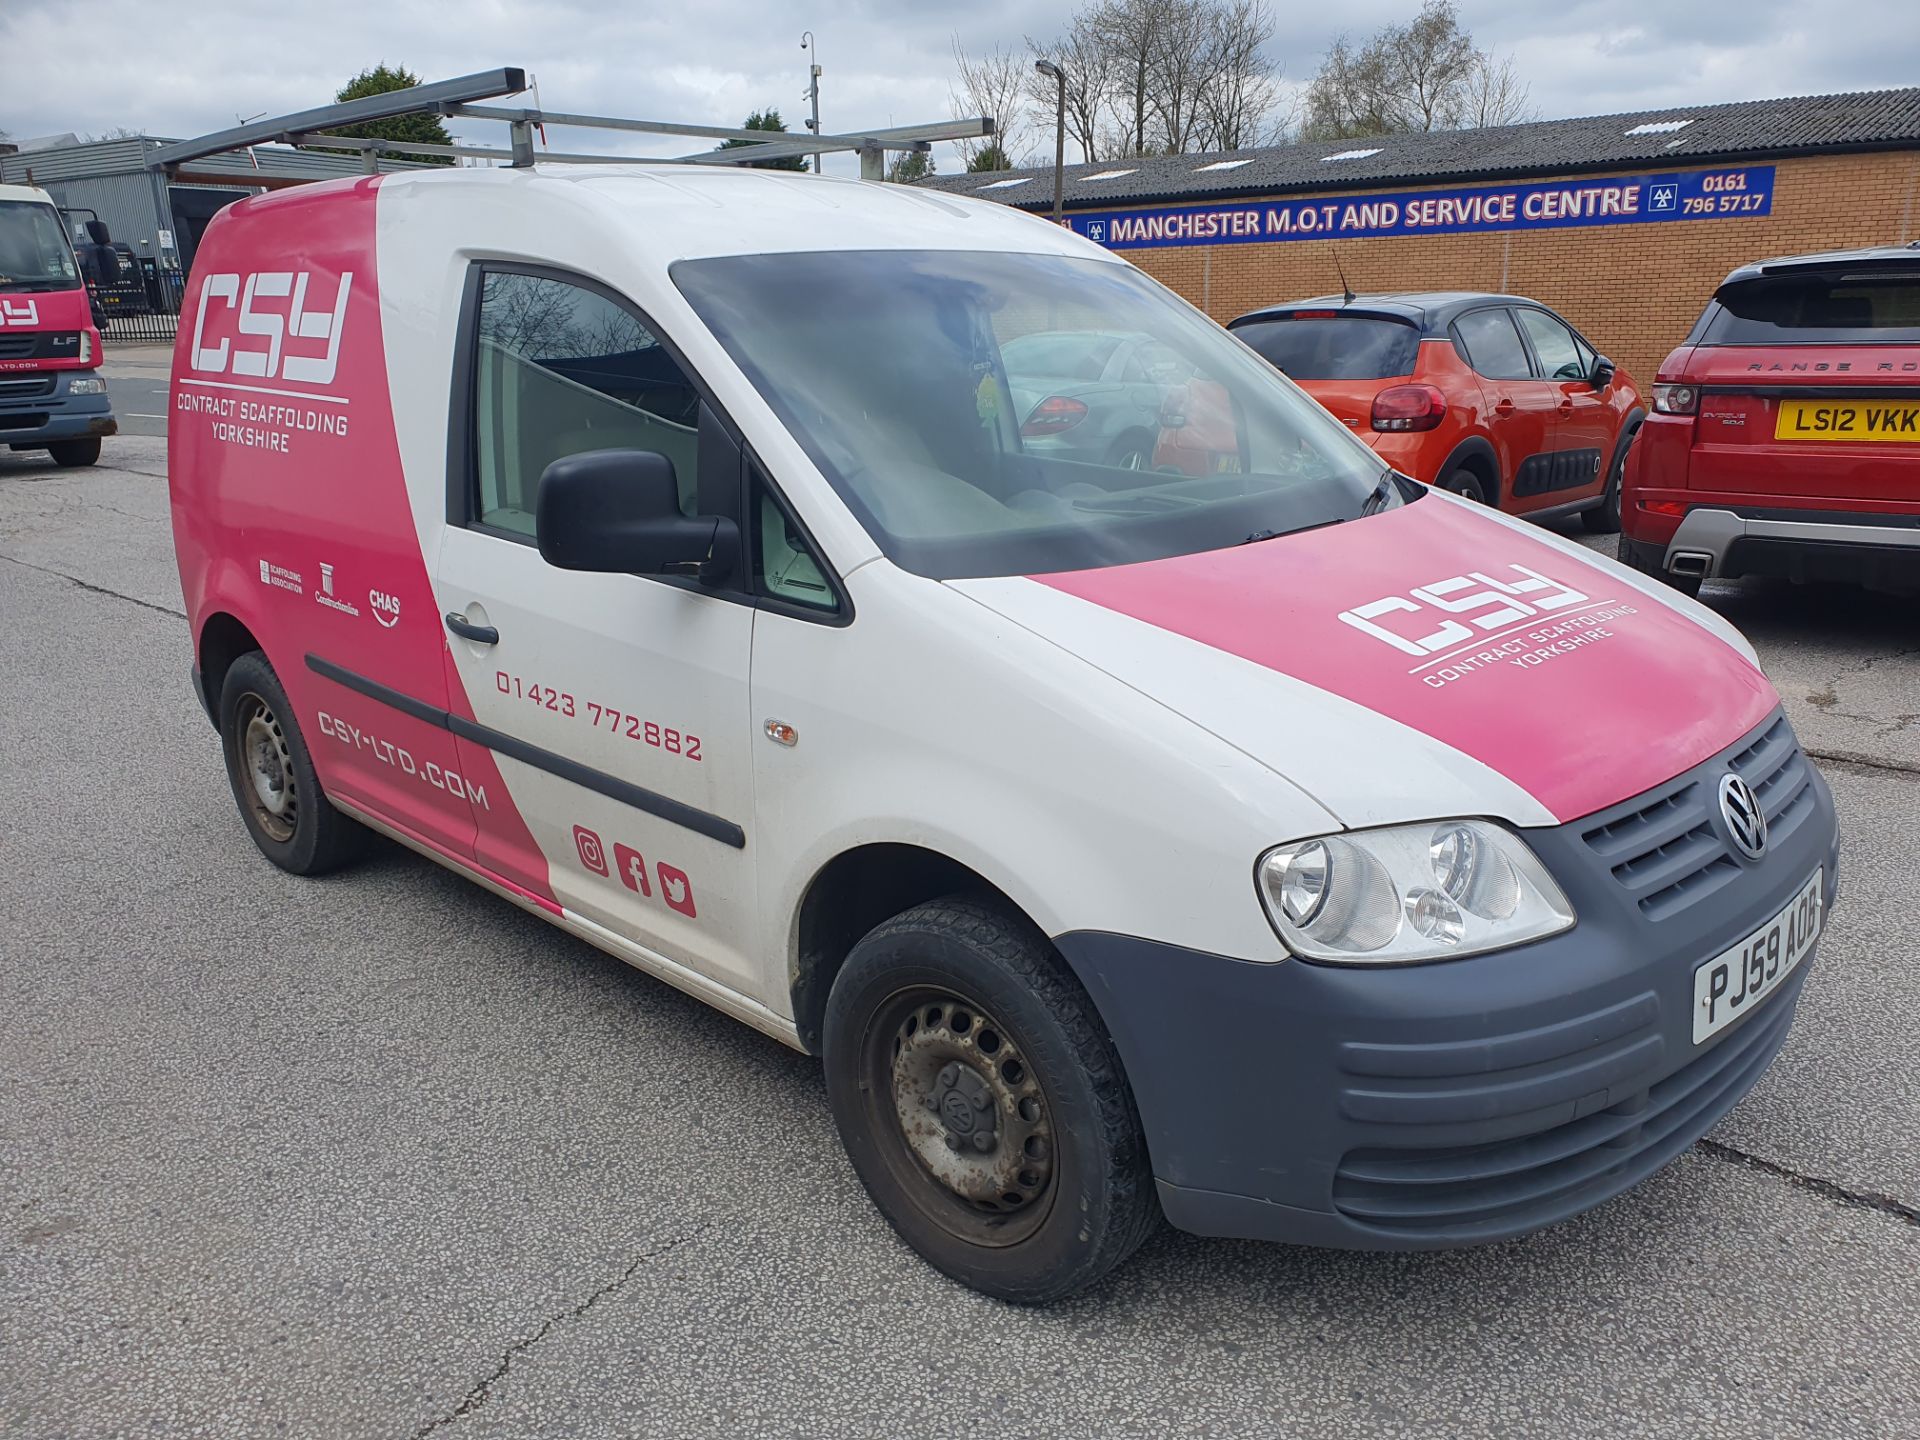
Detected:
left=1591, top=355, right=1616, bottom=390
left=84, top=219, right=111, bottom=246
left=535, top=448, right=739, bottom=584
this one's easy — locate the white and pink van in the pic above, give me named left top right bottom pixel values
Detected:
left=165, top=77, right=1838, bottom=1302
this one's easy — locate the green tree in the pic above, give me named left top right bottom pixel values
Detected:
left=966, top=144, right=1013, bottom=173
left=888, top=148, right=936, bottom=183
left=316, top=63, right=456, bottom=164
left=715, top=109, right=809, bottom=171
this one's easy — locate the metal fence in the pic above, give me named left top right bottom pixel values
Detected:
left=93, top=262, right=183, bottom=344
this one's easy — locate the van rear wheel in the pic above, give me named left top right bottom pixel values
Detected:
left=823, top=897, right=1159, bottom=1303
left=218, top=653, right=367, bottom=875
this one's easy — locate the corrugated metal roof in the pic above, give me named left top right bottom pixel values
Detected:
left=921, top=86, right=1920, bottom=210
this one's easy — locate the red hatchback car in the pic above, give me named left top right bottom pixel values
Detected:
left=1230, top=293, right=1644, bottom=531
left=1622, top=245, right=1920, bottom=596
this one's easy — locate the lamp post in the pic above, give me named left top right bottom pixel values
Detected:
left=1034, top=59, right=1066, bottom=225
left=800, top=31, right=823, bottom=175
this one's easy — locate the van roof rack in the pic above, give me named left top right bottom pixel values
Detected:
left=150, top=67, right=993, bottom=187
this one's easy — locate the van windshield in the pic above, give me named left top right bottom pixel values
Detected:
left=672, top=250, right=1400, bottom=579
left=0, top=201, right=81, bottom=292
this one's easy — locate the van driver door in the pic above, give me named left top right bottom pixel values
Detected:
left=432, top=264, right=762, bottom=1001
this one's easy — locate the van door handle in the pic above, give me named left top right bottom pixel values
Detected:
left=444, top=612, right=499, bottom=645
left=1558, top=398, right=1574, bottom=413
left=1495, top=397, right=1516, bottom=414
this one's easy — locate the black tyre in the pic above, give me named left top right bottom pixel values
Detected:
left=48, top=438, right=101, bottom=468
left=823, top=896, right=1159, bottom=1303
left=1440, top=467, right=1490, bottom=504
left=1106, top=430, right=1154, bottom=471
left=1619, top=533, right=1702, bottom=598
left=1582, top=422, right=1638, bottom=534
left=218, top=652, right=368, bottom=875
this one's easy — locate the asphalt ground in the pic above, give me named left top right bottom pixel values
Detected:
left=3, top=405, right=1918, bottom=1436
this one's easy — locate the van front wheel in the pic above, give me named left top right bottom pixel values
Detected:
left=47, top=438, right=101, bottom=467
left=218, top=653, right=367, bottom=875
left=823, top=897, right=1159, bottom=1303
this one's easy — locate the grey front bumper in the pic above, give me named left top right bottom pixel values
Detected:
left=1055, top=712, right=1840, bottom=1250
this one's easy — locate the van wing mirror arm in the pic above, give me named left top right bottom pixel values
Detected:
left=662, top=517, right=740, bottom=586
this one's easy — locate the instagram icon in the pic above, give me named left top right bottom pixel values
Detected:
left=572, top=825, right=608, bottom=876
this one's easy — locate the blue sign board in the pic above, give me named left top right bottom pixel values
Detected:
left=1067, top=165, right=1774, bottom=250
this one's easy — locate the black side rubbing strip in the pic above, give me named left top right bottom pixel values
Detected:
left=307, top=652, right=448, bottom=728
left=303, top=654, right=747, bottom=850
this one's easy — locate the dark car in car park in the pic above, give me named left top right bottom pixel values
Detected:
left=1622, top=244, right=1920, bottom=596
left=1229, top=293, right=1644, bottom=532
left=1000, top=329, right=1193, bottom=470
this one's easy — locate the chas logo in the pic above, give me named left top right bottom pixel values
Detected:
left=369, top=588, right=402, bottom=629
left=1339, top=563, right=1589, bottom=658
left=190, top=270, right=352, bottom=386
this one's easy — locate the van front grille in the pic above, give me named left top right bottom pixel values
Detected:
left=1579, top=715, right=1810, bottom=922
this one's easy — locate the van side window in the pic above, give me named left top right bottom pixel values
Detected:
left=752, top=463, right=838, bottom=613
left=471, top=270, right=700, bottom=536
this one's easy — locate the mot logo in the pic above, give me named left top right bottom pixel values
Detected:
left=1338, top=563, right=1590, bottom=657
left=190, top=270, right=353, bottom=386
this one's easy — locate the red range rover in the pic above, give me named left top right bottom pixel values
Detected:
left=1623, top=244, right=1920, bottom=596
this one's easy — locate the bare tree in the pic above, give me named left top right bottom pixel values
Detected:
left=1193, top=0, right=1288, bottom=152
left=1144, top=0, right=1217, bottom=154
left=1087, top=0, right=1166, bottom=159
left=1460, top=52, right=1536, bottom=129
left=982, top=0, right=1293, bottom=165
left=950, top=36, right=1031, bottom=169
left=1301, top=0, right=1522, bottom=141
left=1025, top=18, right=1119, bottom=164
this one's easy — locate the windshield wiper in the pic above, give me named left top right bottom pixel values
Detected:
left=1360, top=469, right=1399, bottom=516
left=1242, top=470, right=1401, bottom=545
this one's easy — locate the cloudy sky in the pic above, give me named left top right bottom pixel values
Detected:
left=5, top=0, right=1919, bottom=174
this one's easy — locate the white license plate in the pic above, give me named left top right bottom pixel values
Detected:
left=1692, top=869, right=1823, bottom=1044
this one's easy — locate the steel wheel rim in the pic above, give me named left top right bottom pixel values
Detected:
left=865, top=986, right=1057, bottom=1247
left=235, top=694, right=297, bottom=843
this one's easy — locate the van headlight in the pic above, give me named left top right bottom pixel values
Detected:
left=1257, top=821, right=1574, bottom=964
left=68, top=375, right=107, bottom=395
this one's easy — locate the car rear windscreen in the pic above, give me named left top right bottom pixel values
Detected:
left=1232, top=315, right=1421, bottom=380
left=1705, top=273, right=1920, bottom=344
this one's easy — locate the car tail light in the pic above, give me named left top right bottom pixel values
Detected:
left=1021, top=395, right=1089, bottom=436
left=1653, top=383, right=1698, bottom=415
left=1371, top=383, right=1447, bottom=433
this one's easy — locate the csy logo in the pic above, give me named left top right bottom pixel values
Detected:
left=190, top=270, right=352, bottom=386
left=369, top=588, right=402, bottom=629
left=0, top=298, right=42, bottom=328
left=1339, top=563, right=1590, bottom=658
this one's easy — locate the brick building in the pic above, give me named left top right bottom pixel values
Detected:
left=923, top=89, right=1920, bottom=386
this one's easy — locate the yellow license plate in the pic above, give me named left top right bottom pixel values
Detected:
left=1775, top=398, right=1920, bottom=442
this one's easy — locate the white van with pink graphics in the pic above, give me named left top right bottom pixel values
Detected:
left=164, top=73, right=1838, bottom=1302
